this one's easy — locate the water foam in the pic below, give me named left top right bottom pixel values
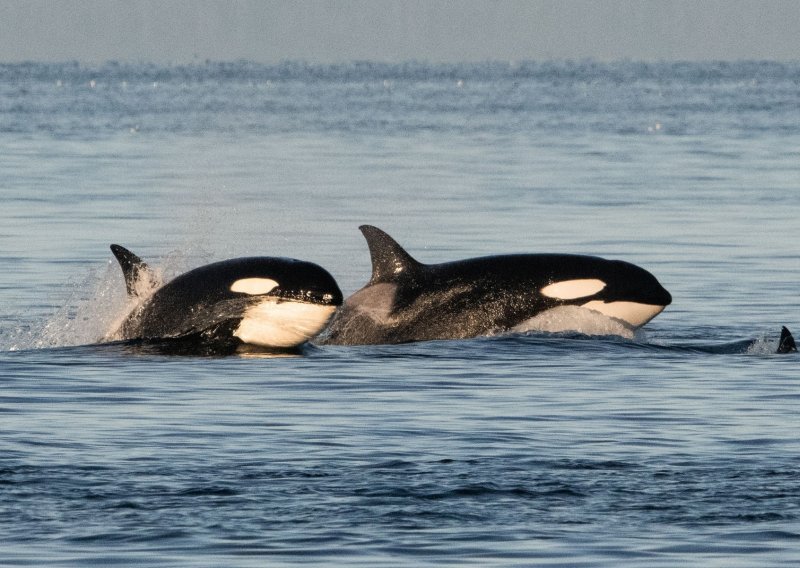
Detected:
left=511, top=306, right=636, bottom=339
left=5, top=251, right=201, bottom=351
left=745, top=334, right=784, bottom=356
left=3, top=262, right=127, bottom=351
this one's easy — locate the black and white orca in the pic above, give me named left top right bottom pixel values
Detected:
left=320, top=225, right=672, bottom=345
left=107, top=245, right=342, bottom=351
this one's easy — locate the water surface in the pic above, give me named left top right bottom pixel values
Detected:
left=1, top=61, right=799, bottom=566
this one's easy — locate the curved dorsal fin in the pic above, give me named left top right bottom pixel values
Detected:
left=778, top=326, right=797, bottom=354
left=359, top=225, right=423, bottom=284
left=110, top=244, right=155, bottom=297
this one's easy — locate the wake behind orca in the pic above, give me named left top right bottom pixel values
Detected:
left=320, top=225, right=673, bottom=345
left=106, top=245, right=342, bottom=352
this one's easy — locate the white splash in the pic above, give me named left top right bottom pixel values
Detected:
left=512, top=305, right=636, bottom=339
left=6, top=251, right=197, bottom=351
left=16, top=262, right=130, bottom=350
left=745, top=335, right=780, bottom=356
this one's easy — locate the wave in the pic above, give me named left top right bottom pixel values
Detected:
left=2, top=60, right=800, bottom=83
left=2, top=60, right=799, bottom=138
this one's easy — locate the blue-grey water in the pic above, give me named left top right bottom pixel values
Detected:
left=1, top=61, right=799, bottom=566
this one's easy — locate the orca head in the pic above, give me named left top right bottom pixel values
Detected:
left=579, top=259, right=671, bottom=328
left=541, top=259, right=672, bottom=329
left=222, top=257, right=343, bottom=348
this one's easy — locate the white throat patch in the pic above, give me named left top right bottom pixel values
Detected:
left=233, top=298, right=336, bottom=348
left=581, top=300, right=666, bottom=328
left=540, top=279, right=606, bottom=300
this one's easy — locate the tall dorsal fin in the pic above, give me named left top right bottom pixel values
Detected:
left=110, top=244, right=156, bottom=297
left=359, top=225, right=423, bottom=284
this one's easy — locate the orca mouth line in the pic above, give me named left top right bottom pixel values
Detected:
left=270, top=289, right=342, bottom=306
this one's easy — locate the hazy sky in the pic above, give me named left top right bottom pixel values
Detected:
left=1, top=0, right=799, bottom=63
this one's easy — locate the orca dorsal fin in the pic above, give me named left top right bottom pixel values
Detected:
left=778, top=326, right=797, bottom=354
left=110, top=244, right=157, bottom=297
left=359, top=225, right=423, bottom=284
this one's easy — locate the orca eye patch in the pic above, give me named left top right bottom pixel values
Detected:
left=230, top=278, right=279, bottom=295
left=540, top=279, right=606, bottom=300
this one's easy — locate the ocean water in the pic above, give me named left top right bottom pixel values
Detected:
left=1, top=60, right=799, bottom=566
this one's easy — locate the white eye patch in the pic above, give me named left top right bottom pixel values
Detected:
left=230, top=278, right=279, bottom=295
left=540, top=279, right=606, bottom=300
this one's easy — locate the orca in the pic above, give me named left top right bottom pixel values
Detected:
left=106, top=245, right=342, bottom=352
left=319, top=225, right=672, bottom=345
